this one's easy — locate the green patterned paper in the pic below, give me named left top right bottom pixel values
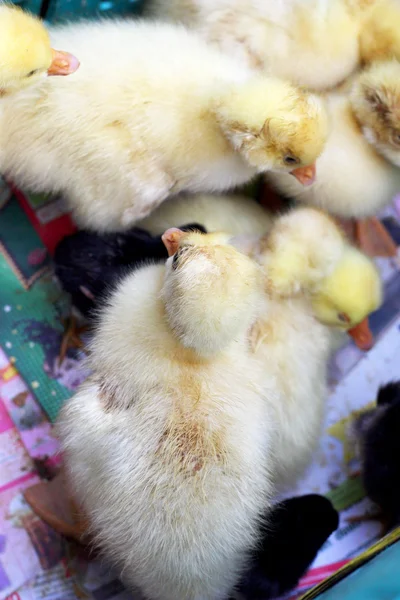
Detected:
left=0, top=194, right=87, bottom=421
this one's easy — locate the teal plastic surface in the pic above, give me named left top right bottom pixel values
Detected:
left=316, top=539, right=400, bottom=600
left=8, top=0, right=144, bottom=23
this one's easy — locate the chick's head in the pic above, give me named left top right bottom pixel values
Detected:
left=311, top=247, right=382, bottom=331
left=161, top=228, right=262, bottom=356
left=351, top=60, right=400, bottom=166
left=259, top=207, right=382, bottom=347
left=259, top=207, right=345, bottom=298
left=215, top=78, right=329, bottom=186
left=0, top=5, right=79, bottom=95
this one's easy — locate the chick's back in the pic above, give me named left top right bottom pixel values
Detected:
left=45, top=20, right=248, bottom=155
left=0, top=19, right=252, bottom=230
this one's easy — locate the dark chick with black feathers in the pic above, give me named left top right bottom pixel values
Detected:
left=353, top=381, right=400, bottom=533
left=53, top=223, right=207, bottom=319
left=233, top=494, right=339, bottom=600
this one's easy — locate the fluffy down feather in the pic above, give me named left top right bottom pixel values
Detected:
left=58, top=229, right=275, bottom=600
left=266, top=90, right=400, bottom=219
left=0, top=19, right=327, bottom=231
left=146, top=0, right=360, bottom=91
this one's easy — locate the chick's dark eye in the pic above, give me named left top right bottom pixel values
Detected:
left=283, top=154, right=300, bottom=166
left=338, top=312, right=350, bottom=324
left=26, top=69, right=39, bottom=78
left=172, top=252, right=180, bottom=270
left=171, top=245, right=190, bottom=270
left=391, top=130, right=400, bottom=146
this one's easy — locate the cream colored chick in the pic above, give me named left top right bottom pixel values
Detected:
left=357, top=0, right=400, bottom=66
left=351, top=59, right=400, bottom=168
left=0, top=20, right=327, bottom=232
left=251, top=207, right=382, bottom=487
left=58, top=229, right=275, bottom=600
left=139, top=192, right=273, bottom=236
left=0, top=4, right=79, bottom=95
left=266, top=88, right=400, bottom=220
left=143, top=201, right=382, bottom=488
left=147, top=0, right=360, bottom=91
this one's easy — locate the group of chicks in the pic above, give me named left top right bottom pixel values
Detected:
left=55, top=211, right=379, bottom=600
left=1, top=2, right=400, bottom=600
left=2, top=1, right=400, bottom=255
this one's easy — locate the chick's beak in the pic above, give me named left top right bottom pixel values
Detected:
left=290, top=163, right=316, bottom=187
left=348, top=318, right=374, bottom=351
left=48, top=49, right=80, bottom=76
left=162, top=228, right=185, bottom=257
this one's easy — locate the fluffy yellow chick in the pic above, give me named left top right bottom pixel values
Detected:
left=251, top=207, right=382, bottom=487
left=142, top=193, right=382, bottom=338
left=0, top=19, right=327, bottom=232
left=143, top=192, right=381, bottom=347
left=0, top=4, right=79, bottom=95
left=258, top=207, right=382, bottom=335
left=266, top=79, right=400, bottom=256
left=139, top=192, right=274, bottom=237
left=351, top=59, right=400, bottom=167
left=148, top=0, right=400, bottom=91
left=357, top=0, right=400, bottom=66
left=147, top=0, right=360, bottom=91
left=311, top=247, right=383, bottom=335
left=58, top=229, right=274, bottom=600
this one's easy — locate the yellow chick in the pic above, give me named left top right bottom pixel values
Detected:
left=0, top=4, right=79, bottom=95
left=147, top=0, right=360, bottom=91
left=351, top=59, right=400, bottom=167
left=266, top=72, right=400, bottom=256
left=0, top=19, right=327, bottom=232
left=357, top=0, right=400, bottom=66
left=58, top=229, right=273, bottom=600
left=139, top=192, right=274, bottom=237
left=261, top=208, right=382, bottom=334
left=251, top=207, right=382, bottom=487
left=311, top=246, right=382, bottom=336
left=143, top=204, right=382, bottom=492
left=148, top=0, right=400, bottom=92
left=161, top=228, right=266, bottom=355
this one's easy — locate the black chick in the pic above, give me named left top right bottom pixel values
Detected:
left=353, top=381, right=400, bottom=533
left=53, top=223, right=207, bottom=319
left=235, top=494, right=339, bottom=600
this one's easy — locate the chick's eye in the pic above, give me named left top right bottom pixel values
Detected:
left=171, top=246, right=190, bottom=270
left=171, top=252, right=180, bottom=270
left=26, top=69, right=39, bottom=78
left=391, top=130, right=400, bottom=146
left=338, top=312, right=350, bottom=324
left=283, top=154, right=300, bottom=166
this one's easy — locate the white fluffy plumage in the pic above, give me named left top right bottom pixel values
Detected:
left=58, top=231, right=275, bottom=600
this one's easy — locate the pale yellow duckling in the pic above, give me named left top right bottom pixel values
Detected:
left=357, top=0, right=400, bottom=66
left=0, top=19, right=327, bottom=231
left=142, top=200, right=382, bottom=489
left=58, top=228, right=274, bottom=600
left=139, top=192, right=274, bottom=237
left=351, top=59, right=400, bottom=168
left=262, top=208, right=382, bottom=336
left=267, top=68, right=400, bottom=258
left=147, top=0, right=360, bottom=91
left=0, top=4, right=79, bottom=95
left=251, top=207, right=382, bottom=487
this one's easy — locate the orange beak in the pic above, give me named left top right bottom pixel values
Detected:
left=47, top=49, right=80, bottom=76
left=290, top=163, right=316, bottom=187
left=347, top=318, right=374, bottom=351
left=162, top=228, right=185, bottom=257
